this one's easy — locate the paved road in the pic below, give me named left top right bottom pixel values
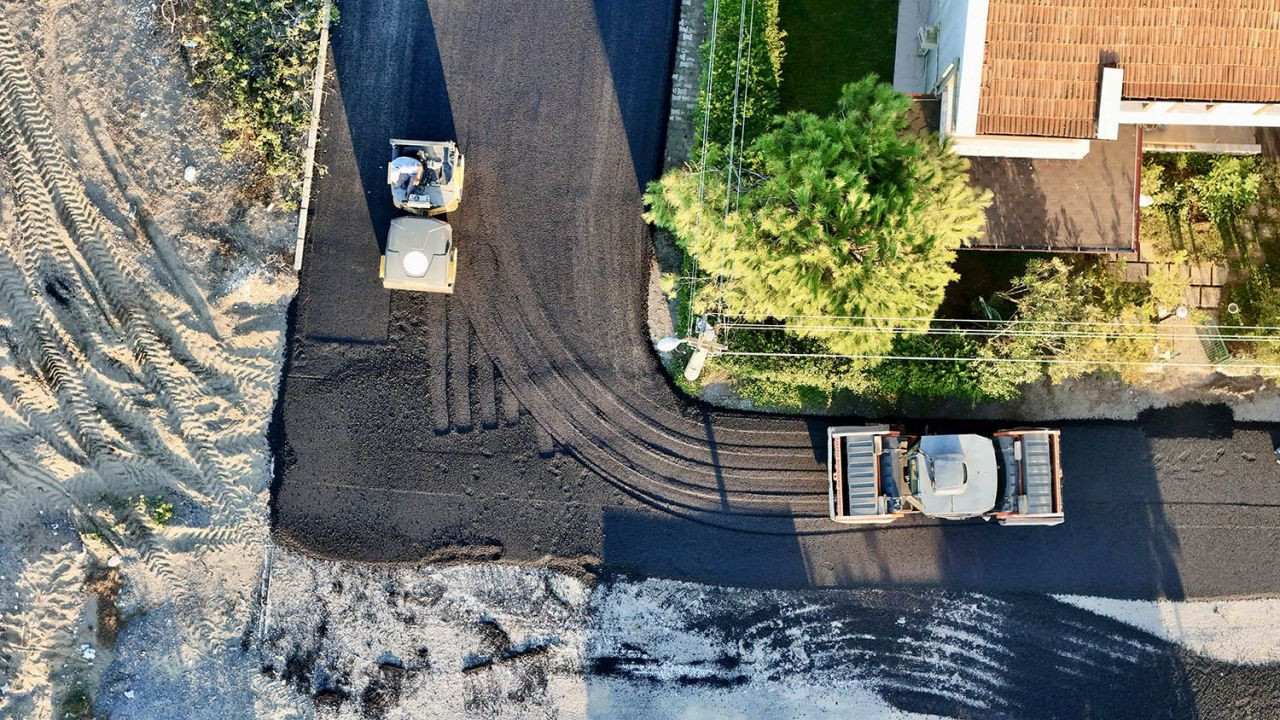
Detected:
left=271, top=0, right=1280, bottom=601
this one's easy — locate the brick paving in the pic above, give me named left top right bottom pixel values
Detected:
left=1111, top=253, right=1228, bottom=310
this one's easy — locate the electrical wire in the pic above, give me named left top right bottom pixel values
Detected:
left=709, top=311, right=1280, bottom=333
left=717, top=350, right=1280, bottom=371
left=689, top=0, right=723, bottom=335
left=716, top=322, right=1280, bottom=343
left=716, top=0, right=751, bottom=316
left=719, top=0, right=756, bottom=319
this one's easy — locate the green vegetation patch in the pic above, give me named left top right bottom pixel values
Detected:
left=697, top=0, right=786, bottom=149
left=1141, top=151, right=1280, bottom=365
left=648, top=78, right=990, bottom=359
left=140, top=495, right=176, bottom=526
left=1141, top=153, right=1262, bottom=262
left=658, top=3, right=1256, bottom=410
left=56, top=685, right=94, bottom=720
left=714, top=328, right=870, bottom=410
left=178, top=0, right=335, bottom=203
left=710, top=253, right=1197, bottom=411
left=777, top=0, right=898, bottom=114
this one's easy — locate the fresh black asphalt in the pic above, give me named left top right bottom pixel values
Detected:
left=271, top=0, right=1280, bottom=603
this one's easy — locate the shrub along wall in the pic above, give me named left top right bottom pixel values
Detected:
left=696, top=0, right=785, bottom=150
left=178, top=0, right=335, bottom=203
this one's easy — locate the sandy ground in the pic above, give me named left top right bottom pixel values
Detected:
left=254, top=551, right=1279, bottom=719
left=0, top=0, right=293, bottom=716
left=256, top=550, right=946, bottom=720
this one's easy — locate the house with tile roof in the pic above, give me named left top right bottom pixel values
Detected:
left=894, top=0, right=1280, bottom=252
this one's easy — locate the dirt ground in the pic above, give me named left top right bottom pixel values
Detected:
left=0, top=0, right=293, bottom=716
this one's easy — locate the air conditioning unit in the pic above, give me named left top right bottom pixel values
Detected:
left=916, top=25, right=939, bottom=55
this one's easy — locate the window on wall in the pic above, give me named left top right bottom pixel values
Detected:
left=937, top=64, right=957, bottom=137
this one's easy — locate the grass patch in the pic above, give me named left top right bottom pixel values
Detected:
left=56, top=685, right=93, bottom=719
left=698, top=0, right=785, bottom=148
left=140, top=496, right=176, bottom=526
left=777, top=0, right=898, bottom=113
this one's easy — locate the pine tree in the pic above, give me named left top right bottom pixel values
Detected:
left=645, top=77, right=991, bottom=357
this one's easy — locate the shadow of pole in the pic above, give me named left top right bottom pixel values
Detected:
left=701, top=408, right=729, bottom=512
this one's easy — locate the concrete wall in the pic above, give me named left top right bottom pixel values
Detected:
left=952, top=135, right=1092, bottom=159
left=1118, top=101, right=1280, bottom=128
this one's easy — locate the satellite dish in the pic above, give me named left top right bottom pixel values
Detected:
left=403, top=250, right=430, bottom=277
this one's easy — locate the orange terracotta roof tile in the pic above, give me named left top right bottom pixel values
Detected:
left=978, top=0, right=1280, bottom=138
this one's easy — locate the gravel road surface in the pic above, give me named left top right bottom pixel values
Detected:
left=271, top=0, right=1280, bottom=600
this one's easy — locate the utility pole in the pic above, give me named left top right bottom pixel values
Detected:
left=654, top=317, right=725, bottom=381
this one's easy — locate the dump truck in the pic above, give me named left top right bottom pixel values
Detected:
left=827, top=426, right=1064, bottom=526
left=382, top=139, right=464, bottom=294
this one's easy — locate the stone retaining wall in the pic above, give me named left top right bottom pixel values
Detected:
left=662, top=0, right=706, bottom=171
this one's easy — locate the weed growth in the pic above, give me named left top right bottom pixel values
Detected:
left=176, top=0, right=335, bottom=204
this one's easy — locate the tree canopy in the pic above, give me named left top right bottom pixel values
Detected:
left=645, top=77, right=991, bottom=357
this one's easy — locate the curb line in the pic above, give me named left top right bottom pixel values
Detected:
left=293, top=0, right=332, bottom=272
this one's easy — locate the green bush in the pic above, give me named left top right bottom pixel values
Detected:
left=869, top=334, right=1013, bottom=402
left=1223, top=271, right=1280, bottom=329
left=179, top=0, right=334, bottom=201
left=137, top=495, right=175, bottom=526
left=1221, top=270, right=1280, bottom=368
left=712, top=327, right=1026, bottom=409
left=986, top=257, right=1180, bottom=384
left=1141, top=153, right=1260, bottom=259
left=1192, top=155, right=1261, bottom=226
left=711, top=328, right=870, bottom=410
left=696, top=0, right=785, bottom=150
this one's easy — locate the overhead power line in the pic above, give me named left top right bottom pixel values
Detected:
left=709, top=312, right=1280, bottom=333
left=716, top=0, right=751, bottom=316
left=689, top=0, right=723, bottom=335
left=718, top=350, right=1280, bottom=372
left=717, top=322, right=1280, bottom=344
left=721, top=0, right=756, bottom=316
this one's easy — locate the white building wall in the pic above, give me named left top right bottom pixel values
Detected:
left=924, top=0, right=989, bottom=137
left=951, top=135, right=1092, bottom=160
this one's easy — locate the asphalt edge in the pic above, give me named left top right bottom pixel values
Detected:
left=293, top=0, right=333, bottom=271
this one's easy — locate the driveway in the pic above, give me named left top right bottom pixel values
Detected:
left=271, top=0, right=1280, bottom=601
